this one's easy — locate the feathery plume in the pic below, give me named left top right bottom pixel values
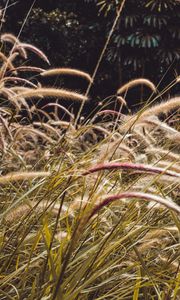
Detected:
left=0, top=171, right=50, bottom=184
left=41, top=68, right=93, bottom=83
left=49, top=120, right=76, bottom=131
left=89, top=192, right=180, bottom=219
left=15, top=66, right=45, bottom=73
left=121, top=97, right=180, bottom=132
left=117, top=96, right=127, bottom=106
left=140, top=116, right=179, bottom=135
left=10, top=86, right=31, bottom=92
left=13, top=88, right=88, bottom=102
left=16, top=43, right=50, bottom=64
left=117, top=78, right=156, bottom=95
left=83, top=162, right=180, bottom=178
left=4, top=204, right=32, bottom=224
left=1, top=33, right=27, bottom=58
left=4, top=201, right=68, bottom=224
left=141, top=97, right=180, bottom=118
left=97, top=110, right=122, bottom=117
left=1, top=33, right=19, bottom=44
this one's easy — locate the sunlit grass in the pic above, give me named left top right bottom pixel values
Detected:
left=0, top=33, right=179, bottom=300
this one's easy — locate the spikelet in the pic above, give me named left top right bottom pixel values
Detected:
left=41, top=68, right=93, bottom=83
left=15, top=66, right=45, bottom=73
left=117, top=78, right=156, bottom=94
left=1, top=33, right=27, bottom=58
left=49, top=120, right=76, bottom=131
left=4, top=204, right=32, bottom=224
left=141, top=97, right=180, bottom=118
left=97, top=110, right=122, bottom=117
left=0, top=171, right=50, bottom=184
left=1, top=33, right=19, bottom=44
left=83, top=162, right=180, bottom=178
left=13, top=88, right=88, bottom=102
left=89, top=192, right=180, bottom=220
left=10, top=86, right=31, bottom=93
left=117, top=96, right=127, bottom=106
left=139, top=116, right=179, bottom=136
left=121, top=97, right=180, bottom=132
left=3, top=201, right=68, bottom=224
left=16, top=42, right=50, bottom=64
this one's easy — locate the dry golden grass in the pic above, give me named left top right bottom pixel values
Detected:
left=0, top=33, right=180, bottom=300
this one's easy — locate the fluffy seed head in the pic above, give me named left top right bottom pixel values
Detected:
left=142, top=97, right=180, bottom=118
left=16, top=43, right=50, bottom=64
left=83, top=162, right=180, bottom=178
left=90, top=192, right=180, bottom=220
left=0, top=171, right=50, bottom=185
left=117, top=78, right=156, bottom=95
left=41, top=68, right=93, bottom=83
left=13, top=88, right=88, bottom=102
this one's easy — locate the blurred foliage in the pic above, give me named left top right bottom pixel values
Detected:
left=1, top=0, right=180, bottom=104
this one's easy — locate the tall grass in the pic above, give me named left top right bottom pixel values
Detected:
left=0, top=33, right=179, bottom=300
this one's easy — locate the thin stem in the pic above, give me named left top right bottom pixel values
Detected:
left=75, top=0, right=126, bottom=124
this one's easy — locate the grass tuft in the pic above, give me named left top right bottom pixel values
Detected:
left=0, top=32, right=179, bottom=300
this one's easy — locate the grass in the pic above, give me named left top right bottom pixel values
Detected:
left=0, top=33, right=180, bottom=300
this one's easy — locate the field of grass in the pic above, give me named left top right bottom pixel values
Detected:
left=0, top=34, right=180, bottom=299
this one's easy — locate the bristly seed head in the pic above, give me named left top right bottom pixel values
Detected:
left=13, top=88, right=88, bottom=102
left=41, top=68, right=93, bottom=83
left=117, top=78, right=156, bottom=95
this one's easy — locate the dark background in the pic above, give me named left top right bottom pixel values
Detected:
left=1, top=0, right=180, bottom=115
